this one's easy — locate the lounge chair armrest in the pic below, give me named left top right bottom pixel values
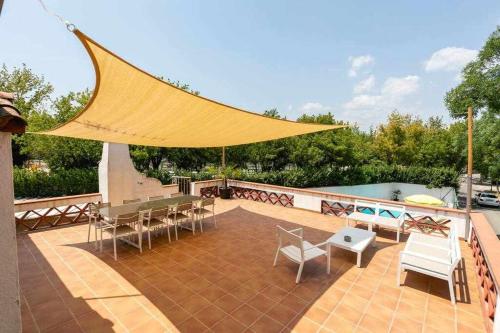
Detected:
left=410, top=239, right=451, bottom=251
left=400, top=250, right=451, bottom=266
left=305, top=241, right=329, bottom=250
left=289, top=228, right=303, bottom=236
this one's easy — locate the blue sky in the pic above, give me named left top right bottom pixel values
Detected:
left=1, top=0, right=499, bottom=130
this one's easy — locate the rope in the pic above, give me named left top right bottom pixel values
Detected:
left=36, top=0, right=76, bottom=32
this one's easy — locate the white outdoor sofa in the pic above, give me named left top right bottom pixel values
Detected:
left=397, top=225, right=461, bottom=304
left=346, top=200, right=406, bottom=242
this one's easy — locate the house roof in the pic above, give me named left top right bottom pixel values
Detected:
left=0, top=92, right=27, bottom=134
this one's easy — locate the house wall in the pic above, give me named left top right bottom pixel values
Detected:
left=0, top=132, right=21, bottom=332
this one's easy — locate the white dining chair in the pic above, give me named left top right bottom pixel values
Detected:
left=192, top=198, right=216, bottom=231
left=87, top=202, right=110, bottom=249
left=102, top=209, right=150, bottom=260
left=123, top=198, right=141, bottom=204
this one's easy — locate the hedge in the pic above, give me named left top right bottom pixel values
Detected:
left=149, top=164, right=459, bottom=189
left=14, top=168, right=98, bottom=199
left=232, top=165, right=460, bottom=189
left=13, top=164, right=459, bottom=199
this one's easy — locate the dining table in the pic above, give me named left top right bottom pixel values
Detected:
left=99, top=195, right=201, bottom=219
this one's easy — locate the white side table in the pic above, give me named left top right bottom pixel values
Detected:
left=327, top=227, right=376, bottom=267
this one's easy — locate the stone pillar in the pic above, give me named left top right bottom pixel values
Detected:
left=98, top=142, right=178, bottom=206
left=0, top=132, right=22, bottom=333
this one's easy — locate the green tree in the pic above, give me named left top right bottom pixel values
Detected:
left=23, top=90, right=102, bottom=169
left=445, top=26, right=500, bottom=185
left=293, top=113, right=358, bottom=169
left=0, top=64, right=53, bottom=165
left=445, top=26, right=499, bottom=118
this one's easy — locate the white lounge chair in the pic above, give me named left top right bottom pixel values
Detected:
left=273, top=226, right=330, bottom=283
left=397, top=225, right=461, bottom=304
left=347, top=200, right=405, bottom=242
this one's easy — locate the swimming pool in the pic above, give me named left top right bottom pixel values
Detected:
left=312, top=182, right=457, bottom=208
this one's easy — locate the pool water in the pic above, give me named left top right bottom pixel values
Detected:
left=359, top=207, right=403, bottom=218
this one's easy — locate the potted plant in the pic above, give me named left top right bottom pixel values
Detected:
left=218, top=166, right=235, bottom=199
left=391, top=189, right=401, bottom=201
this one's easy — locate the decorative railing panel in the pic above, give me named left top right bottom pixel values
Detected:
left=470, top=227, right=497, bottom=332
left=231, top=186, right=294, bottom=207
left=320, top=200, right=451, bottom=236
left=200, top=186, right=219, bottom=198
left=15, top=193, right=102, bottom=232
left=404, top=215, right=451, bottom=236
left=321, top=201, right=354, bottom=216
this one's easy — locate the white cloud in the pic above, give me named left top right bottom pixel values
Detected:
left=343, top=94, right=382, bottom=110
left=381, top=75, right=420, bottom=96
left=343, top=75, right=420, bottom=111
left=348, top=55, right=374, bottom=77
left=353, top=75, right=375, bottom=94
left=298, top=102, right=333, bottom=115
left=424, top=47, right=478, bottom=72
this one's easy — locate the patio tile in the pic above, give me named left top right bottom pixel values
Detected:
left=358, top=313, right=392, bottom=332
left=116, top=306, right=153, bottom=330
left=193, top=305, right=228, bottom=328
left=390, top=315, right=423, bottom=333
left=163, top=304, right=191, bottom=325
left=17, top=199, right=487, bottom=333
left=230, top=285, right=258, bottom=302
left=214, top=294, right=244, bottom=313
left=290, top=316, right=321, bottom=333
left=232, top=304, right=264, bottom=327
left=332, top=302, right=363, bottom=325
left=248, top=293, right=277, bottom=313
left=211, top=316, right=246, bottom=333
left=262, top=285, right=289, bottom=302
left=249, top=314, right=284, bottom=333
left=302, top=305, right=330, bottom=325
left=266, top=303, right=298, bottom=326
left=279, top=294, right=308, bottom=312
left=75, top=306, right=117, bottom=332
left=177, top=316, right=209, bottom=333
left=130, top=318, right=167, bottom=333
left=30, top=299, right=74, bottom=331
left=179, top=294, right=211, bottom=314
left=199, top=285, right=227, bottom=302
left=44, top=319, right=83, bottom=333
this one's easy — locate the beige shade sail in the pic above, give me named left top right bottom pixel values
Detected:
left=38, top=30, right=344, bottom=147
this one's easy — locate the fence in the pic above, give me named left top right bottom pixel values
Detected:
left=172, top=176, right=191, bottom=194
left=14, top=193, right=102, bottom=232
left=470, top=213, right=500, bottom=333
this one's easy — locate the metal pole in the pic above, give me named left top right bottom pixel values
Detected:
left=222, top=146, right=226, bottom=169
left=221, top=146, right=227, bottom=189
left=465, top=106, right=473, bottom=239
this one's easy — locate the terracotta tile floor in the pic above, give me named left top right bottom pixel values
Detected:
left=18, top=199, right=486, bottom=333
